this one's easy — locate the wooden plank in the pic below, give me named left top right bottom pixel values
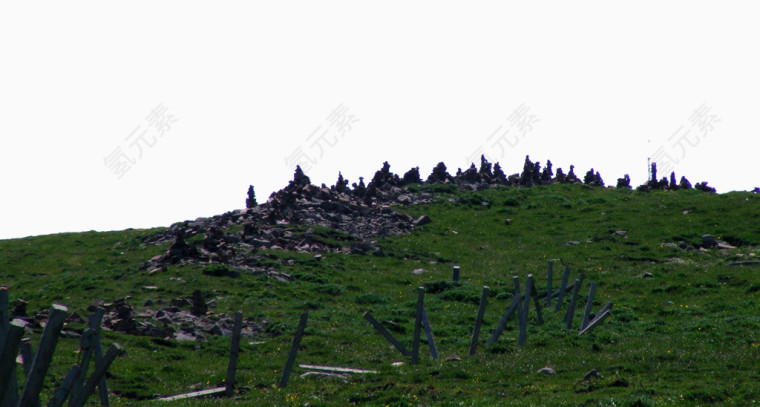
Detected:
left=19, top=304, right=68, bottom=407
left=411, top=287, right=424, bottom=365
left=420, top=307, right=438, bottom=360
left=363, top=312, right=410, bottom=357
left=486, top=293, right=521, bottom=348
left=225, top=311, right=243, bottom=397
left=279, top=312, right=308, bottom=388
left=468, top=286, right=489, bottom=356
left=298, top=365, right=378, bottom=374
left=157, top=387, right=226, bottom=402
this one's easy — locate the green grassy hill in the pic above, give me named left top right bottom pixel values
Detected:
left=2, top=183, right=759, bottom=406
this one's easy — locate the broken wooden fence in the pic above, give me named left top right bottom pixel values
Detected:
left=0, top=286, right=124, bottom=407
left=364, top=261, right=614, bottom=364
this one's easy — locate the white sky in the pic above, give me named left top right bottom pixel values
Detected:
left=2, top=2, right=759, bottom=240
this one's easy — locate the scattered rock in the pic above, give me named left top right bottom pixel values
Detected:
left=662, top=243, right=680, bottom=250
left=730, top=261, right=760, bottom=267
left=505, top=219, right=513, bottom=225
left=612, top=230, right=627, bottom=238
left=701, top=235, right=718, bottom=249
left=412, top=268, right=427, bottom=275
left=582, top=369, right=603, bottom=381
left=640, top=272, right=654, bottom=279
left=445, top=354, right=462, bottom=362
left=537, top=366, right=556, bottom=375
left=717, top=242, right=736, bottom=250
left=565, top=241, right=580, bottom=246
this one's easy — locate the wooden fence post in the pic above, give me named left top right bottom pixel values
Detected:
left=518, top=275, right=533, bottom=347
left=225, top=312, right=243, bottom=397
left=46, top=366, right=81, bottom=407
left=279, top=312, right=308, bottom=388
left=19, top=304, right=68, bottom=407
left=69, top=329, right=96, bottom=407
left=452, top=266, right=460, bottom=282
left=545, top=262, right=553, bottom=308
left=554, top=266, right=571, bottom=312
left=564, top=275, right=585, bottom=329
left=0, top=286, right=8, bottom=350
left=581, top=282, right=597, bottom=330
left=412, top=287, right=424, bottom=365
left=530, top=284, right=544, bottom=326
left=0, top=319, right=26, bottom=405
left=420, top=308, right=438, bottom=360
left=69, top=344, right=123, bottom=407
left=469, top=286, right=489, bottom=356
left=363, top=312, right=410, bottom=356
left=486, top=293, right=521, bottom=348
left=87, top=308, right=109, bottom=407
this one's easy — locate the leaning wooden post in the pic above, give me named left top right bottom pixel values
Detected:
left=468, top=286, right=489, bottom=356
left=518, top=275, right=533, bottom=347
left=279, top=312, right=308, bottom=388
left=420, top=308, right=438, bottom=360
left=581, top=282, right=597, bottom=330
left=46, top=365, right=81, bottom=407
left=19, top=304, right=68, bottom=407
left=69, top=329, right=96, bottom=407
left=513, top=276, right=522, bottom=314
left=452, top=266, right=460, bottom=282
left=225, top=312, right=243, bottom=397
left=69, top=344, right=124, bottom=407
left=363, top=312, right=410, bottom=356
left=564, top=275, right=585, bottom=329
left=411, top=287, right=425, bottom=365
left=579, top=303, right=613, bottom=336
left=545, top=262, right=553, bottom=308
left=0, top=319, right=26, bottom=405
left=554, top=266, right=571, bottom=312
left=486, top=293, right=521, bottom=348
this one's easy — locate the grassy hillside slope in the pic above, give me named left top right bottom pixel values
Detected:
left=1, top=184, right=759, bottom=406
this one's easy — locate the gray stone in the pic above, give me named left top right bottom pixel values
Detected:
left=537, top=366, right=556, bottom=375
left=701, top=234, right=718, bottom=248
left=412, top=268, right=427, bottom=275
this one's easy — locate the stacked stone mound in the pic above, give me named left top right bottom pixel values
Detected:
left=142, top=155, right=718, bottom=271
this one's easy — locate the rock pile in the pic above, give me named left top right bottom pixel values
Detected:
left=92, top=296, right=263, bottom=341
left=142, top=156, right=719, bottom=272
